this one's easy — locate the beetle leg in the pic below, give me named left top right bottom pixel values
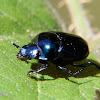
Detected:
left=73, top=62, right=92, bottom=67
left=72, top=68, right=85, bottom=76
left=72, top=61, right=100, bottom=76
left=57, top=66, right=73, bottom=76
left=73, top=61, right=100, bottom=70
left=69, top=62, right=91, bottom=76
left=27, top=62, right=48, bottom=76
left=29, top=35, right=32, bottom=42
left=57, top=66, right=86, bottom=76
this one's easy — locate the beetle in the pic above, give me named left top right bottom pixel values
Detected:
left=13, top=31, right=99, bottom=76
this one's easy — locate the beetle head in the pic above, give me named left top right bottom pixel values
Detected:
left=13, top=43, right=39, bottom=60
left=17, top=43, right=39, bottom=60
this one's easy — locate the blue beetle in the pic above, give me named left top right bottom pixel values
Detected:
left=13, top=31, right=99, bottom=76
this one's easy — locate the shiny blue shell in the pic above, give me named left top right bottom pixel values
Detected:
left=31, top=32, right=89, bottom=65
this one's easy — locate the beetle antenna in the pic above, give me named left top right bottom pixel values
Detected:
left=13, top=43, right=21, bottom=48
left=29, top=35, right=32, bottom=42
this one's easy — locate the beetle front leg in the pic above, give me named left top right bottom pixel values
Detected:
left=27, top=60, right=48, bottom=76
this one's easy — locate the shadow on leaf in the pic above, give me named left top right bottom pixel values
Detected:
left=20, top=58, right=100, bottom=84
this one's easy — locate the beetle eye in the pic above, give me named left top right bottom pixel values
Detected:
left=21, top=48, right=27, bottom=56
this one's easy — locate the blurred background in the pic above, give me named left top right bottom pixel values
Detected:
left=47, top=0, right=100, bottom=61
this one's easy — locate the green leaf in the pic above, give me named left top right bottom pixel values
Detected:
left=0, top=0, right=100, bottom=100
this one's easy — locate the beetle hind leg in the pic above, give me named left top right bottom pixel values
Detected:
left=73, top=62, right=92, bottom=67
left=72, top=61, right=100, bottom=76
